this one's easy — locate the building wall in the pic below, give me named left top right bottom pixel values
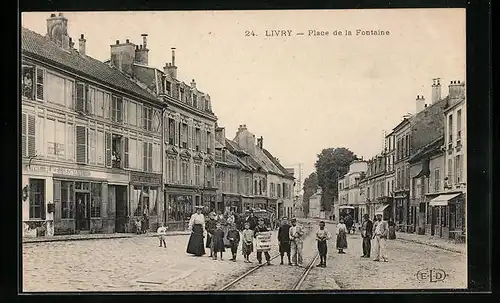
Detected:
left=444, top=100, right=466, bottom=189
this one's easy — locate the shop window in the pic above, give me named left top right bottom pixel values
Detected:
left=169, top=195, right=193, bottom=221
left=90, top=183, right=102, bottom=218
left=29, top=179, right=45, bottom=220
left=61, top=181, right=75, bottom=219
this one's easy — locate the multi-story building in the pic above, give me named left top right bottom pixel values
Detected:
left=384, top=131, right=396, bottom=208
left=361, top=154, right=388, bottom=220
left=21, top=14, right=165, bottom=236
left=308, top=188, right=322, bottom=218
left=107, top=38, right=219, bottom=230
left=427, top=80, right=466, bottom=239
left=233, top=125, right=294, bottom=217
left=337, top=160, right=367, bottom=223
left=392, top=117, right=412, bottom=231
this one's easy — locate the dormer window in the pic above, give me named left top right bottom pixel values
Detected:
left=193, top=94, right=198, bottom=108
left=179, top=87, right=185, bottom=102
left=165, top=80, right=171, bottom=96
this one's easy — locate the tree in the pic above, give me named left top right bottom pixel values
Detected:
left=315, top=147, right=357, bottom=211
left=302, top=172, right=318, bottom=217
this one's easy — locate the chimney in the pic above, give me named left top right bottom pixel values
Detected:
left=416, top=95, right=425, bottom=113
left=257, top=136, right=263, bottom=149
left=134, top=34, right=149, bottom=65
left=69, top=37, right=74, bottom=48
left=448, top=80, right=465, bottom=99
left=191, top=79, right=196, bottom=89
left=46, top=13, right=70, bottom=50
left=171, top=47, right=176, bottom=66
left=163, top=48, right=178, bottom=78
left=78, top=34, right=86, bottom=55
left=431, top=78, right=442, bottom=103
left=110, top=39, right=136, bottom=75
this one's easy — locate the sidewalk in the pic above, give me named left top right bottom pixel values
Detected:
left=394, top=232, right=466, bottom=254
left=22, top=230, right=191, bottom=244
left=298, top=217, right=466, bottom=254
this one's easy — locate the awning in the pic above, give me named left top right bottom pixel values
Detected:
left=429, top=193, right=461, bottom=206
left=375, top=204, right=390, bottom=214
left=339, top=205, right=354, bottom=210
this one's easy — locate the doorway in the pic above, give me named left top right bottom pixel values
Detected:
left=75, top=192, right=90, bottom=231
left=114, top=185, right=128, bottom=233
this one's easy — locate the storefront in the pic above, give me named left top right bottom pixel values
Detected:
left=202, top=189, right=217, bottom=214
left=428, top=192, right=465, bottom=239
left=129, top=171, right=162, bottom=232
left=22, top=163, right=129, bottom=237
left=165, top=185, right=198, bottom=231
left=223, top=193, right=242, bottom=213
left=241, top=196, right=253, bottom=211
left=253, top=197, right=268, bottom=210
left=394, top=192, right=410, bottom=232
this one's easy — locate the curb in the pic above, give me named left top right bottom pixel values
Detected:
left=395, top=237, right=465, bottom=254
left=22, top=231, right=191, bottom=244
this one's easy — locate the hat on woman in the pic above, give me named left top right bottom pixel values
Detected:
left=195, top=205, right=204, bottom=210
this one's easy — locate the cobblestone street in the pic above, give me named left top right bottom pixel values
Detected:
left=22, top=222, right=466, bottom=292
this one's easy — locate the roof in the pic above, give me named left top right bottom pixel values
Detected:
left=253, top=148, right=286, bottom=176
left=225, top=139, right=249, bottom=156
left=262, top=149, right=294, bottom=179
left=409, top=136, right=444, bottom=163
left=21, top=27, right=161, bottom=104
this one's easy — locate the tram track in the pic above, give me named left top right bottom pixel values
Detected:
left=218, top=221, right=320, bottom=291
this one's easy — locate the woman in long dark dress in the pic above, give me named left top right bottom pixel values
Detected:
left=388, top=218, right=396, bottom=239
left=186, top=206, right=206, bottom=256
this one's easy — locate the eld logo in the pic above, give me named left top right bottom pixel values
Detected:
left=416, top=268, right=448, bottom=283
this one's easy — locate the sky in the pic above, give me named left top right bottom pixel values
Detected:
left=22, top=9, right=466, bottom=189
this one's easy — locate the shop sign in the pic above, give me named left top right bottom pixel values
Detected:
left=130, top=172, right=162, bottom=186
left=25, top=164, right=91, bottom=177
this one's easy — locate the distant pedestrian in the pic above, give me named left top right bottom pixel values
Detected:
left=142, top=205, right=149, bottom=233
left=372, top=213, right=389, bottom=262
left=289, top=218, right=305, bottom=266
left=226, top=223, right=240, bottom=262
left=157, top=223, right=168, bottom=248
left=315, top=221, right=331, bottom=267
left=212, top=222, right=226, bottom=260
left=186, top=206, right=206, bottom=257
left=388, top=218, right=396, bottom=240
left=254, top=218, right=272, bottom=265
left=135, top=218, right=142, bottom=234
left=336, top=218, right=348, bottom=254
left=245, top=210, right=258, bottom=231
left=241, top=222, right=254, bottom=263
left=360, top=214, right=373, bottom=258
left=277, top=217, right=292, bottom=265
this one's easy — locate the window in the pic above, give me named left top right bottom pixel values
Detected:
left=406, top=134, right=410, bottom=157
left=22, top=65, right=35, bottom=99
left=195, top=128, right=201, bottom=151
left=277, top=184, right=282, bottom=198
left=168, top=118, right=176, bottom=145
left=103, top=93, right=111, bottom=119
left=432, top=169, right=440, bottom=192
left=207, top=131, right=212, bottom=154
left=76, top=82, right=90, bottom=114
left=165, top=81, right=171, bottom=96
left=95, top=90, right=104, bottom=117
left=29, top=179, right=45, bottom=220
left=205, top=99, right=210, bottom=112
left=181, top=161, right=189, bottom=185
left=76, top=125, right=88, bottom=164
left=206, top=165, right=213, bottom=187
left=46, top=72, right=66, bottom=106
left=181, top=123, right=188, bottom=148
left=229, top=172, right=235, bottom=192
left=455, top=155, right=462, bottom=184
left=448, top=114, right=453, bottom=145
left=128, top=138, right=137, bottom=169
left=457, top=109, right=462, bottom=141
left=112, top=95, right=123, bottom=123
left=128, top=101, right=137, bottom=126
left=143, top=106, right=152, bottom=131
left=143, top=142, right=153, bottom=172
left=179, top=87, right=184, bottom=102
left=95, top=130, right=104, bottom=165
left=61, top=181, right=74, bottom=219
left=21, top=113, right=36, bottom=157
left=447, top=158, right=453, bottom=182
left=90, top=183, right=102, bottom=218
left=193, top=94, right=198, bottom=108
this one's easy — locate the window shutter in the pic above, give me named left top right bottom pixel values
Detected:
left=36, top=68, right=44, bottom=100
left=164, top=117, right=168, bottom=143
left=76, top=126, right=87, bottom=163
left=76, top=83, right=84, bottom=112
left=175, top=121, right=180, bottom=147
left=105, top=132, right=112, bottom=167
left=22, top=113, right=27, bottom=157
left=27, top=115, right=36, bottom=156
left=53, top=180, right=62, bottom=221
left=123, top=99, right=128, bottom=125
left=143, top=142, right=148, bottom=172
left=85, top=85, right=91, bottom=114
left=148, top=142, right=153, bottom=172
left=124, top=137, right=129, bottom=168
left=201, top=129, right=206, bottom=153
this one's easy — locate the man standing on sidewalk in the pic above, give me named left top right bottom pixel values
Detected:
left=289, top=218, right=305, bottom=266
left=361, top=214, right=373, bottom=258
left=372, top=213, right=389, bottom=262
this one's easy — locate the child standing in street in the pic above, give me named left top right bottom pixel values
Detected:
left=315, top=221, right=331, bottom=267
left=242, top=222, right=254, bottom=263
left=212, top=222, right=226, bottom=260
left=226, top=223, right=240, bottom=262
left=336, top=218, right=348, bottom=254
left=157, top=223, right=168, bottom=248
